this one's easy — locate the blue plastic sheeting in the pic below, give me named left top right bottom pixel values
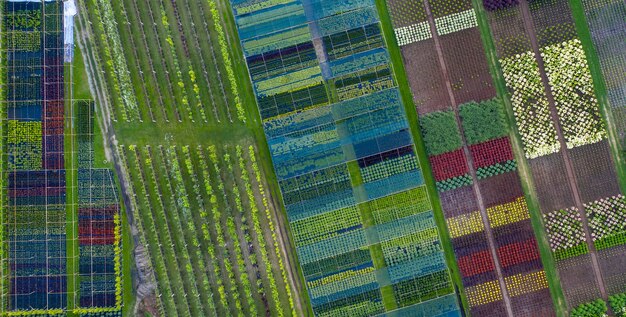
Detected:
left=340, top=103, right=408, bottom=134
left=362, top=170, right=424, bottom=201
left=280, top=163, right=350, bottom=191
left=269, top=124, right=339, bottom=159
left=255, top=71, right=323, bottom=97
left=10, top=237, right=67, bottom=257
left=12, top=290, right=66, bottom=311
left=286, top=188, right=356, bottom=222
left=9, top=170, right=66, bottom=188
left=340, top=121, right=409, bottom=153
left=236, top=3, right=307, bottom=39
left=229, top=0, right=461, bottom=313
left=297, top=228, right=368, bottom=264
left=241, top=25, right=312, bottom=57
left=310, top=281, right=380, bottom=307
left=264, top=106, right=334, bottom=138
left=353, top=129, right=413, bottom=159
left=373, top=211, right=436, bottom=242
left=318, top=7, right=379, bottom=36
left=331, top=88, right=401, bottom=120
left=375, top=294, right=462, bottom=317
left=303, top=0, right=374, bottom=21
left=274, top=145, right=345, bottom=179
left=307, top=260, right=374, bottom=282
left=269, top=100, right=407, bottom=161
left=327, top=48, right=389, bottom=78
left=387, top=252, right=448, bottom=283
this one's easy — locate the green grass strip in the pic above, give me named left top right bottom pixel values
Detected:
left=470, top=0, right=568, bottom=315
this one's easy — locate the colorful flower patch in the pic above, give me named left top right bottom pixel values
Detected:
left=476, top=161, right=517, bottom=179
left=497, top=239, right=540, bottom=268
left=428, top=148, right=468, bottom=181
left=571, top=299, right=609, bottom=317
left=436, top=175, right=473, bottom=192
left=504, top=270, right=548, bottom=297
left=544, top=207, right=588, bottom=260
left=387, top=0, right=427, bottom=28
left=585, top=195, right=626, bottom=250
left=394, top=22, right=431, bottom=46
left=457, top=250, right=495, bottom=277
left=447, top=211, right=485, bottom=238
left=486, top=197, right=530, bottom=228
left=581, top=0, right=626, bottom=155
left=470, top=137, right=514, bottom=169
left=434, top=9, right=477, bottom=35
left=500, top=51, right=560, bottom=158
left=429, top=0, right=472, bottom=17
left=482, top=0, right=519, bottom=11
left=541, top=39, right=607, bottom=149
left=466, top=280, right=503, bottom=307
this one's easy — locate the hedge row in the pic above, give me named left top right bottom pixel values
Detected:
left=459, top=98, right=508, bottom=145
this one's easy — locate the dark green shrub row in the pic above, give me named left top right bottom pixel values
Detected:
left=610, top=293, right=626, bottom=317
left=571, top=299, right=607, bottom=317
left=420, top=110, right=462, bottom=156
left=459, top=98, right=508, bottom=145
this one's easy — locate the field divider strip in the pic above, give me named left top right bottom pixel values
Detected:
left=422, top=1, right=515, bottom=315
left=518, top=0, right=608, bottom=303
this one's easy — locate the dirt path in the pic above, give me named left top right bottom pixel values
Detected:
left=264, top=180, right=307, bottom=316
left=422, top=1, right=516, bottom=316
left=518, top=0, right=609, bottom=306
left=75, top=6, right=158, bottom=315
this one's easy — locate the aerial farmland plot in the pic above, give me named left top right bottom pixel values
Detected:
left=2, top=0, right=626, bottom=316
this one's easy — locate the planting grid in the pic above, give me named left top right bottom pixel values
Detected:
left=116, top=140, right=298, bottom=317
left=581, top=0, right=626, bottom=153
left=1, top=2, right=123, bottom=316
left=387, top=0, right=553, bottom=316
left=2, top=1, right=67, bottom=313
left=75, top=101, right=122, bottom=314
left=79, top=0, right=304, bottom=315
left=230, top=0, right=463, bottom=315
left=79, top=0, right=247, bottom=124
left=484, top=0, right=626, bottom=312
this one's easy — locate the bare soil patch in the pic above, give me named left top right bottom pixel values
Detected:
left=569, top=140, right=621, bottom=203
left=478, top=171, right=524, bottom=208
left=440, top=185, right=479, bottom=217
left=510, top=288, right=556, bottom=317
left=528, top=153, right=575, bottom=213
left=400, top=40, right=451, bottom=114
left=556, top=254, right=603, bottom=308
left=439, top=28, right=496, bottom=105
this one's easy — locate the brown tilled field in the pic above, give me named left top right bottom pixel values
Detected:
left=439, top=28, right=496, bottom=105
